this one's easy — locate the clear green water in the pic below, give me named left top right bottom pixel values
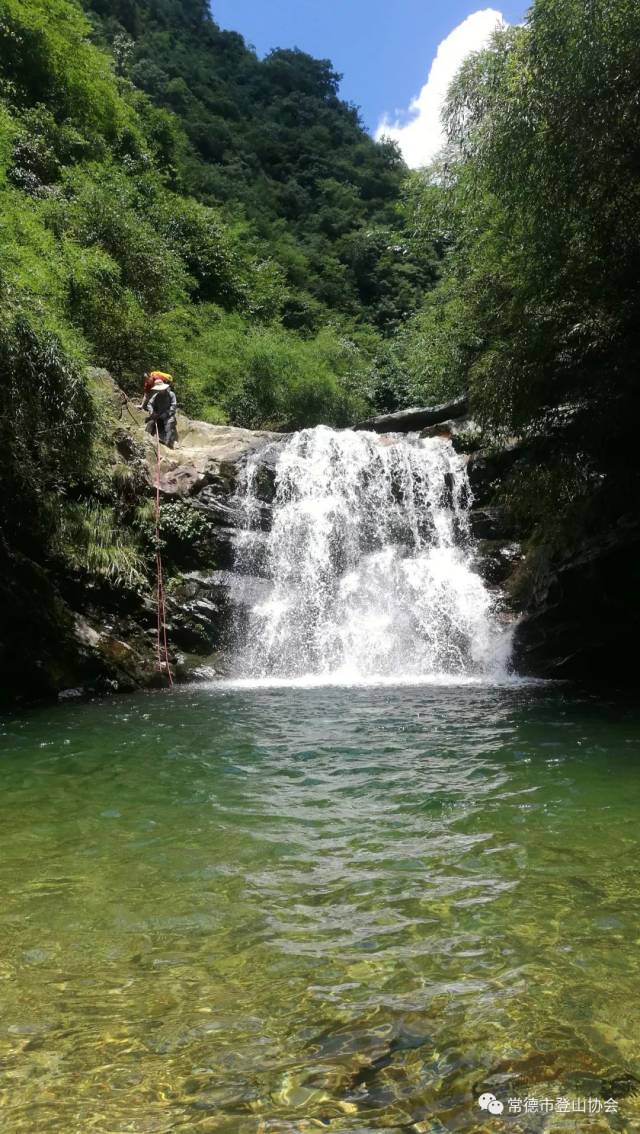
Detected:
left=1, top=682, right=640, bottom=1133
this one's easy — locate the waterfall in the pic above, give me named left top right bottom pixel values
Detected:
left=230, top=426, right=511, bottom=683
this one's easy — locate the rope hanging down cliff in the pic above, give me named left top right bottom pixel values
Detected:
left=154, top=424, right=173, bottom=686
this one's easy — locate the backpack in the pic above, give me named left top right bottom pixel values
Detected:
left=150, top=387, right=172, bottom=415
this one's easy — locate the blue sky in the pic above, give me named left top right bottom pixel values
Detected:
left=211, top=1, right=527, bottom=163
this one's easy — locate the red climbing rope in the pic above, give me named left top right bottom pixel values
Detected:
left=154, top=425, right=173, bottom=686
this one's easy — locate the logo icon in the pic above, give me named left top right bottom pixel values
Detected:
left=479, top=1091, right=504, bottom=1116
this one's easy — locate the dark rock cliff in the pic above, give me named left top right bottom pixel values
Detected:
left=465, top=436, right=640, bottom=683
left=509, top=520, right=640, bottom=680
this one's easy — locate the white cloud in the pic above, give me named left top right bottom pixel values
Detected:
left=376, top=8, right=506, bottom=168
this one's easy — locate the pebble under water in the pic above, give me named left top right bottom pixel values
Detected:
left=1, top=682, right=640, bottom=1132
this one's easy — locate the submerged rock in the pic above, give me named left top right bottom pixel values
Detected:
left=173, top=655, right=219, bottom=682
left=58, top=687, right=85, bottom=702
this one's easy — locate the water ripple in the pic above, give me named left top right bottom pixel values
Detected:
left=0, top=684, right=639, bottom=1131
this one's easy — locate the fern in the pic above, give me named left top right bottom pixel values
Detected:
left=58, top=502, right=148, bottom=590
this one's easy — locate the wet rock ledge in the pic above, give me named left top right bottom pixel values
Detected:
left=38, top=376, right=286, bottom=703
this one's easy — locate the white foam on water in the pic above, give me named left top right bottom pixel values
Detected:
left=228, top=426, right=513, bottom=683
left=211, top=674, right=544, bottom=692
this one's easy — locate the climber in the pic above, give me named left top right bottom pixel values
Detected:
left=145, top=375, right=178, bottom=449
left=140, top=370, right=174, bottom=411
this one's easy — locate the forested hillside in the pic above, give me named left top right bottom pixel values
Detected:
left=1, top=0, right=433, bottom=437
left=83, top=0, right=432, bottom=337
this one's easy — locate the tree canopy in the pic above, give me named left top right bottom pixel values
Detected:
left=395, top=0, right=640, bottom=534
left=80, top=0, right=434, bottom=336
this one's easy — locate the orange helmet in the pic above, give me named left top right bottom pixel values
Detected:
left=144, top=370, right=174, bottom=393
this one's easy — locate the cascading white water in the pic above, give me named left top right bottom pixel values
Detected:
left=230, top=426, right=511, bottom=682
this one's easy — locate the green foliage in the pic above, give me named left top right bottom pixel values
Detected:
left=401, top=0, right=640, bottom=530
left=135, top=499, right=213, bottom=570
left=0, top=309, right=94, bottom=553
left=224, top=325, right=373, bottom=431
left=451, top=430, right=484, bottom=455
left=80, top=0, right=427, bottom=335
left=0, top=0, right=427, bottom=427
left=390, top=274, right=480, bottom=406
left=58, top=500, right=147, bottom=588
left=147, top=192, right=244, bottom=307
left=66, top=171, right=190, bottom=311
left=157, top=308, right=374, bottom=430
left=156, top=500, right=209, bottom=557
left=0, top=0, right=138, bottom=147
